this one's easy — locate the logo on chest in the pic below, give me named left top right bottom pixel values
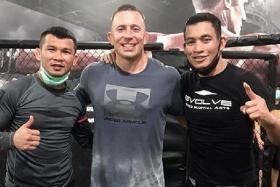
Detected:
left=185, top=90, right=232, bottom=110
left=103, top=84, right=151, bottom=124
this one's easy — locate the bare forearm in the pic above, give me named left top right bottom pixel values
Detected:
left=261, top=110, right=280, bottom=145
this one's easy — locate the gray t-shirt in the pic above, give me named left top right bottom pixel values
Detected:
left=0, top=75, right=84, bottom=187
left=76, top=58, right=183, bottom=187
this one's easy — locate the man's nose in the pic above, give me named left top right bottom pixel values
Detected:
left=54, top=51, right=63, bottom=60
left=123, top=29, right=134, bottom=37
left=193, top=42, right=203, bottom=52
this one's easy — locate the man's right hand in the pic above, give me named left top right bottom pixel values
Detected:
left=240, top=82, right=270, bottom=123
left=100, top=51, right=116, bottom=64
left=13, top=116, right=40, bottom=151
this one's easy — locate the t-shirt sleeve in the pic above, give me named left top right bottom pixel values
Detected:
left=168, top=71, right=185, bottom=116
left=74, top=65, right=91, bottom=106
left=0, top=83, right=19, bottom=150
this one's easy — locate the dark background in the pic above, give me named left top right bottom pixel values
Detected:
left=1, top=0, right=280, bottom=41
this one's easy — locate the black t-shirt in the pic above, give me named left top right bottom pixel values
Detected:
left=181, top=63, right=273, bottom=185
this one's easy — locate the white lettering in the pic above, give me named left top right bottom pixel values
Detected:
left=211, top=99, right=221, bottom=105
left=221, top=100, right=232, bottom=107
left=185, top=94, right=232, bottom=109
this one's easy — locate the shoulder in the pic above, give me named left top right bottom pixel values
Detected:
left=83, top=61, right=111, bottom=72
left=227, top=63, right=271, bottom=97
left=0, top=75, right=35, bottom=102
left=227, top=63, right=254, bottom=77
left=148, top=58, right=180, bottom=78
left=1, top=75, right=34, bottom=92
left=80, top=61, right=113, bottom=80
left=227, top=63, right=262, bottom=83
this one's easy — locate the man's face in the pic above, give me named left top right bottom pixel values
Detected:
left=35, top=34, right=76, bottom=77
left=225, top=0, right=248, bottom=35
left=184, top=21, right=225, bottom=70
left=108, top=10, right=148, bottom=60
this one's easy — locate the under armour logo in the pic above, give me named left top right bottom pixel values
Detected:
left=104, top=84, right=150, bottom=121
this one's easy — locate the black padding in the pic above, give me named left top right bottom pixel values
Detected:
left=152, top=50, right=189, bottom=74
left=0, top=150, right=6, bottom=187
left=163, top=114, right=188, bottom=187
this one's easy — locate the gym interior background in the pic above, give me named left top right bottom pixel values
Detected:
left=0, top=35, right=279, bottom=186
left=1, top=0, right=280, bottom=186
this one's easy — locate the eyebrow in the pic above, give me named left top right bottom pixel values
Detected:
left=186, top=34, right=212, bottom=40
left=114, top=24, right=142, bottom=28
left=46, top=45, right=73, bottom=51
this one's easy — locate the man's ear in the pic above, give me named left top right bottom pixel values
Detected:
left=73, top=54, right=78, bottom=66
left=220, top=36, right=227, bottom=49
left=107, top=32, right=114, bottom=45
left=144, top=32, right=149, bottom=44
left=34, top=48, right=41, bottom=61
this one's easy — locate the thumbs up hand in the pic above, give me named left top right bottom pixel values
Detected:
left=13, top=116, right=40, bottom=151
left=240, top=82, right=270, bottom=123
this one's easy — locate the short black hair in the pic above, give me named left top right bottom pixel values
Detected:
left=184, top=12, right=222, bottom=41
left=39, top=26, right=77, bottom=51
left=111, top=4, right=145, bottom=23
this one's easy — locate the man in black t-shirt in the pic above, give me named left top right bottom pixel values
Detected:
left=181, top=13, right=273, bottom=186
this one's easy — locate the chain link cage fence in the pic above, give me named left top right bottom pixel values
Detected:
left=222, top=50, right=278, bottom=187
left=0, top=39, right=278, bottom=187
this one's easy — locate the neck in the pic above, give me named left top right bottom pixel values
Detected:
left=199, top=59, right=228, bottom=77
left=36, top=73, right=66, bottom=90
left=115, top=53, right=148, bottom=74
left=38, top=66, right=69, bottom=89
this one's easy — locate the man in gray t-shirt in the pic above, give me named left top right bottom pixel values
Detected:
left=0, top=27, right=89, bottom=187
left=75, top=4, right=184, bottom=187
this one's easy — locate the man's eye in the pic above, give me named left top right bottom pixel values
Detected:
left=132, top=27, right=141, bottom=32
left=203, top=38, right=211, bottom=43
left=63, top=50, right=71, bottom=54
left=186, top=41, right=194, bottom=45
left=116, top=28, right=125, bottom=32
